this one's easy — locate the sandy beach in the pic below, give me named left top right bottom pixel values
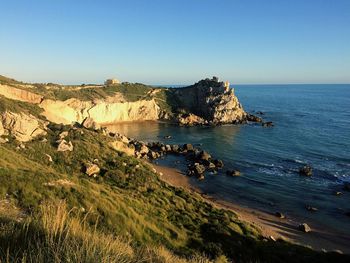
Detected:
left=152, top=163, right=350, bottom=254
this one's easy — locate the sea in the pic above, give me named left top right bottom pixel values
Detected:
left=107, top=84, right=350, bottom=236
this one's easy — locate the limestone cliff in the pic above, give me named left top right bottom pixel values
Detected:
left=40, top=98, right=160, bottom=125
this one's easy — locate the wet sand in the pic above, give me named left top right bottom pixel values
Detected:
left=152, top=163, right=350, bottom=254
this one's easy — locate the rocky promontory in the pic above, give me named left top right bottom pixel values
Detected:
left=172, top=77, right=249, bottom=125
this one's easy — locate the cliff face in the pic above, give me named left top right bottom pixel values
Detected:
left=0, top=84, right=43, bottom=104
left=40, top=98, right=160, bottom=125
left=172, top=78, right=247, bottom=125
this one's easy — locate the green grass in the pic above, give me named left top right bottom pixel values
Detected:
left=0, top=126, right=349, bottom=262
left=0, top=96, right=44, bottom=118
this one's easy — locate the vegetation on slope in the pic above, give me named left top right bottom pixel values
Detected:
left=0, top=123, right=349, bottom=263
left=0, top=95, right=44, bottom=117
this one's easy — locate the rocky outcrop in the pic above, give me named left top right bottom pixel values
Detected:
left=0, top=111, right=46, bottom=141
left=173, top=77, right=247, bottom=125
left=0, top=84, right=43, bottom=104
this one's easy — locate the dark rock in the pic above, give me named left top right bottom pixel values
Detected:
left=192, top=163, right=206, bottom=175
left=246, top=114, right=263, bottom=123
left=148, top=151, right=159, bottom=159
left=298, top=223, right=311, bottom=233
left=198, top=151, right=211, bottom=161
left=183, top=143, right=194, bottom=151
left=198, top=174, right=205, bottom=180
left=213, top=159, right=224, bottom=168
left=262, top=121, right=274, bottom=127
left=306, top=205, right=318, bottom=212
left=208, top=162, right=216, bottom=170
left=299, top=165, right=312, bottom=176
left=226, top=170, right=241, bottom=176
left=256, top=111, right=264, bottom=115
left=275, top=212, right=285, bottom=219
left=164, top=135, right=172, bottom=139
left=171, top=144, right=180, bottom=153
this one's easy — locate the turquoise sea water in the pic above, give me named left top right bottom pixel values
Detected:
left=107, top=84, right=350, bottom=235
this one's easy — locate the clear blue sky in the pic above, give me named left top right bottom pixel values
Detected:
left=1, top=0, right=349, bottom=85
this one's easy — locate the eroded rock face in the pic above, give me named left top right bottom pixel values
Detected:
left=0, top=111, right=46, bottom=141
left=173, top=77, right=247, bottom=125
left=0, top=84, right=43, bottom=104
left=40, top=98, right=161, bottom=125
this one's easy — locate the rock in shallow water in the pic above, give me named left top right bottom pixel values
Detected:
left=275, top=212, right=285, bottom=219
left=226, top=170, right=241, bottom=176
left=299, top=165, right=312, bottom=176
left=298, top=223, right=311, bottom=233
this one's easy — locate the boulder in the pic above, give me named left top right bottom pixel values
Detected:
left=199, top=151, right=211, bottom=161
left=171, top=144, right=180, bottom=153
left=0, top=137, right=8, bottom=143
left=262, top=121, right=274, bottom=127
left=208, top=162, right=216, bottom=169
left=45, top=154, right=53, bottom=162
left=299, top=165, right=312, bottom=176
left=165, top=145, right=172, bottom=152
left=149, top=151, right=159, bottom=159
left=57, top=140, right=74, bottom=152
left=192, top=163, right=206, bottom=175
left=198, top=174, right=205, bottom=180
left=298, top=223, right=311, bottom=233
left=59, top=131, right=69, bottom=140
left=85, top=163, right=100, bottom=177
left=82, top=117, right=100, bottom=130
left=306, top=205, right=318, bottom=212
left=275, top=212, right=285, bottom=219
left=183, top=143, right=194, bottom=151
left=226, top=170, right=241, bottom=176
left=213, top=159, right=224, bottom=168
left=136, top=144, right=149, bottom=155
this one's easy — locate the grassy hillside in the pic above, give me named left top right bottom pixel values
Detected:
left=0, top=122, right=348, bottom=262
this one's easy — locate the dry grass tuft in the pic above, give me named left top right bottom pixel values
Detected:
left=0, top=200, right=213, bottom=263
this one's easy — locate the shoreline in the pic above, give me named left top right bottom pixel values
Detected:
left=152, top=163, right=350, bottom=254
